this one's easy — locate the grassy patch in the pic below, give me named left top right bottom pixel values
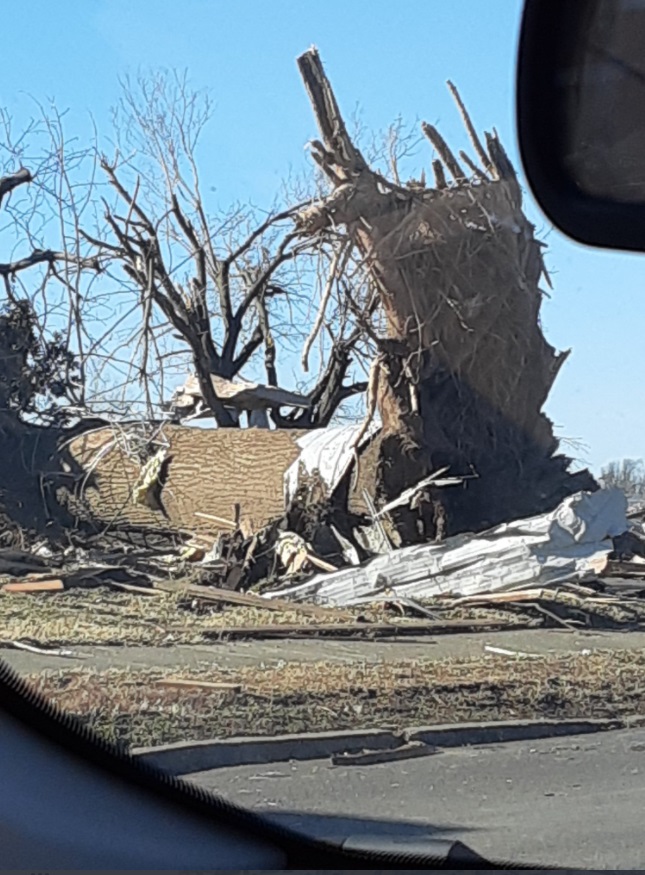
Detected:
left=23, top=648, right=645, bottom=748
left=0, top=585, right=533, bottom=647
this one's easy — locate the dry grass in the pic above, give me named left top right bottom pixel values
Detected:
left=0, top=587, right=377, bottom=646
left=0, top=586, right=532, bottom=647
left=23, top=648, right=645, bottom=748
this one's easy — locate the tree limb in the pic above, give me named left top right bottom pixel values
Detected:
left=277, top=333, right=365, bottom=429
left=421, top=123, right=466, bottom=183
left=301, top=239, right=351, bottom=372
left=254, top=294, right=277, bottom=386
left=0, top=249, right=100, bottom=277
left=231, top=324, right=264, bottom=376
left=297, top=47, right=368, bottom=178
left=446, top=81, right=494, bottom=176
left=458, top=151, right=489, bottom=182
left=0, top=168, right=33, bottom=208
left=225, top=202, right=310, bottom=266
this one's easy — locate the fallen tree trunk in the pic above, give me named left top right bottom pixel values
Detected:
left=296, top=48, right=596, bottom=539
left=62, top=425, right=307, bottom=539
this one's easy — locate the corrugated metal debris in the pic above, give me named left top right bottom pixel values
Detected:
left=265, top=488, right=627, bottom=606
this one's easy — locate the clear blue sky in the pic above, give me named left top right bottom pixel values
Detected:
left=3, top=0, right=644, bottom=473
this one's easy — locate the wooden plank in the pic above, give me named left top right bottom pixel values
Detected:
left=306, top=553, right=339, bottom=573
left=104, top=581, right=162, bottom=596
left=451, top=589, right=546, bottom=605
left=200, top=618, right=530, bottom=640
left=604, top=570, right=645, bottom=580
left=0, top=571, right=60, bottom=583
left=2, top=579, right=64, bottom=593
left=194, top=511, right=237, bottom=528
left=183, top=584, right=355, bottom=621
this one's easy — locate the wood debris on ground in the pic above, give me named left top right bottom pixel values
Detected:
left=1, top=468, right=645, bottom=643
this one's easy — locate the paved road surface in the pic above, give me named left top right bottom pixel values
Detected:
left=187, top=726, right=645, bottom=869
left=3, top=627, right=645, bottom=673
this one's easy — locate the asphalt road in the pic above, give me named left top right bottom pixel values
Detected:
left=187, top=726, right=645, bottom=869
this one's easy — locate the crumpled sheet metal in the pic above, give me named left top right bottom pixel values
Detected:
left=284, top=420, right=380, bottom=503
left=267, top=488, right=628, bottom=606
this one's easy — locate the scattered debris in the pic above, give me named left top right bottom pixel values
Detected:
left=132, top=446, right=169, bottom=511
left=176, top=583, right=356, bottom=621
left=484, top=645, right=540, bottom=658
left=374, top=469, right=465, bottom=518
left=331, top=740, right=440, bottom=766
left=2, top=579, right=64, bottom=593
left=155, top=677, right=242, bottom=693
left=2, top=484, right=644, bottom=646
left=0, top=640, right=89, bottom=659
left=275, top=531, right=337, bottom=577
left=266, top=489, right=627, bottom=606
left=168, top=373, right=311, bottom=426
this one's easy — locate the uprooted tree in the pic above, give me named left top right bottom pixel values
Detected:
left=293, top=48, right=596, bottom=539
left=0, top=57, right=597, bottom=549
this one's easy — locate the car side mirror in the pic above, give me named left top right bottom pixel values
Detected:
left=518, top=0, right=645, bottom=251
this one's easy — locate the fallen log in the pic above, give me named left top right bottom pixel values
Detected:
left=63, top=425, right=306, bottom=539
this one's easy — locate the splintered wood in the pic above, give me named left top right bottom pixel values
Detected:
left=295, top=47, right=597, bottom=539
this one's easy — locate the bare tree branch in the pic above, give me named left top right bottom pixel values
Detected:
left=0, top=168, right=33, bottom=207
left=0, top=249, right=100, bottom=277
left=301, top=239, right=351, bottom=372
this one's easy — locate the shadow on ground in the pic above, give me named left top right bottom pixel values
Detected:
left=254, top=808, right=478, bottom=841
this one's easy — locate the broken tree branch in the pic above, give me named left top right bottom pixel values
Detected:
left=296, top=47, right=369, bottom=179
left=446, top=80, right=494, bottom=176
left=421, top=123, right=466, bottom=183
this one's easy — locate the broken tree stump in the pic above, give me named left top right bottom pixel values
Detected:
left=295, top=47, right=596, bottom=540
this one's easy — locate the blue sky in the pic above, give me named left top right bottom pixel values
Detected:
left=2, top=0, right=644, bottom=473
